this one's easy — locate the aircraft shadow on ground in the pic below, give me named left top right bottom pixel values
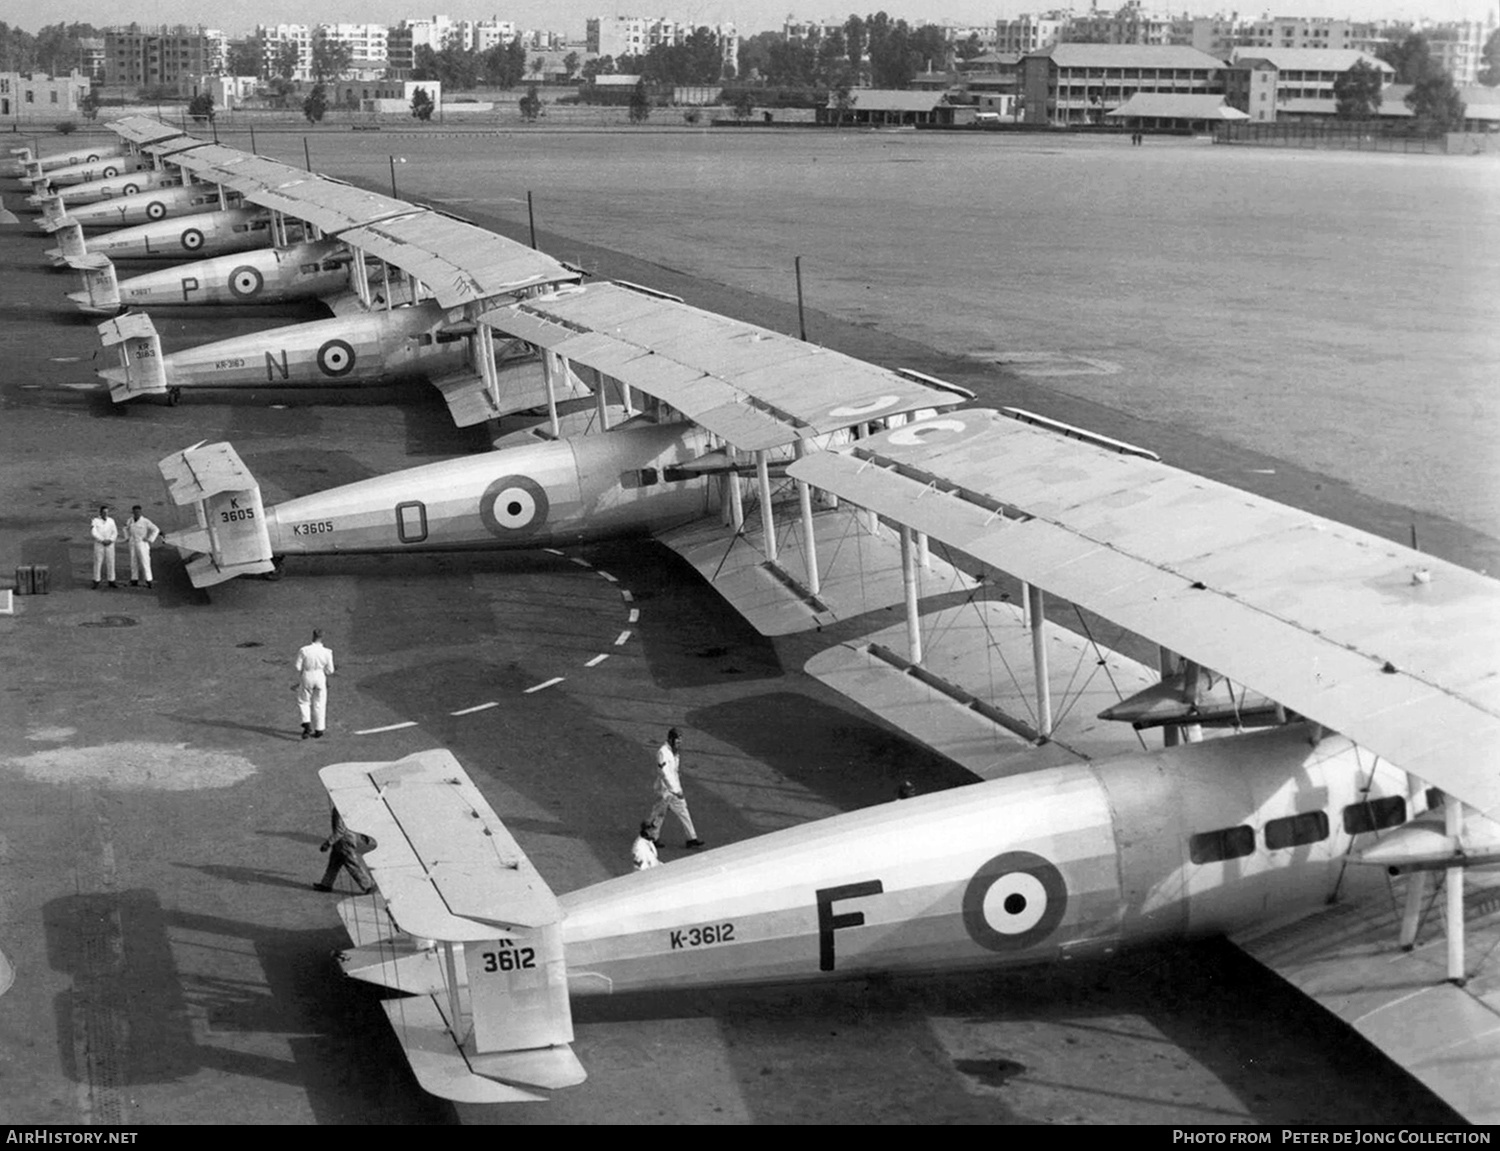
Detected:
left=566, top=938, right=1461, bottom=1125
left=40, top=891, right=457, bottom=1124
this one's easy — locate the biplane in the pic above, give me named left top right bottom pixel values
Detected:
left=84, top=120, right=1496, bottom=1119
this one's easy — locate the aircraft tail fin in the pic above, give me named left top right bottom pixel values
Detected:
left=157, top=441, right=276, bottom=588
left=69, top=255, right=120, bottom=315
left=36, top=193, right=69, bottom=231
left=44, top=219, right=87, bottom=267
left=320, top=750, right=585, bottom=1103
left=97, top=311, right=167, bottom=402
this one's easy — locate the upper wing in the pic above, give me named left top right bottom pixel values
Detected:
left=481, top=280, right=971, bottom=450
left=788, top=408, right=1500, bottom=819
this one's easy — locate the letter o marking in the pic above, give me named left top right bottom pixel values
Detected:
left=146, top=200, right=166, bottom=220
left=180, top=228, right=204, bottom=252
left=316, top=339, right=356, bottom=378
left=229, top=266, right=264, bottom=299
left=829, top=393, right=901, bottom=419
left=888, top=418, right=967, bottom=447
left=961, top=850, right=1067, bottom=952
left=479, top=475, right=549, bottom=539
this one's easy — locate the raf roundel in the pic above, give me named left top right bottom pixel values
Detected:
left=961, top=850, right=1068, bottom=953
left=479, top=475, right=549, bottom=539
left=828, top=394, right=902, bottom=420
left=316, top=339, right=357, bottom=377
left=229, top=266, right=264, bottom=299
left=180, top=228, right=204, bottom=252
left=888, top=417, right=967, bottom=448
left=146, top=200, right=167, bottom=221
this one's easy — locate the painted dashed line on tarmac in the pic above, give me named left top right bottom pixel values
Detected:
left=357, top=554, right=637, bottom=733
left=450, top=701, right=499, bottom=716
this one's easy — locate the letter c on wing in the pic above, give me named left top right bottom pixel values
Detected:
left=480, top=475, right=549, bottom=539
left=961, top=850, right=1068, bottom=952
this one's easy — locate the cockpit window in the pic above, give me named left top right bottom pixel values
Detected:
left=1188, top=825, right=1254, bottom=865
left=1264, top=811, right=1329, bottom=850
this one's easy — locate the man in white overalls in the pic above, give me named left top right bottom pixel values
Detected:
left=295, top=628, right=336, bottom=739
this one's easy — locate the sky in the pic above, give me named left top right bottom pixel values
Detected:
left=8, top=0, right=1496, bottom=40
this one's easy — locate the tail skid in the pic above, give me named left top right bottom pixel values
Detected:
left=321, top=751, right=584, bottom=1103
left=158, top=441, right=276, bottom=587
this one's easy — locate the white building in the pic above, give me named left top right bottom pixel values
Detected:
left=317, top=24, right=389, bottom=74
left=996, top=13, right=1069, bottom=55
left=0, top=71, right=92, bottom=118
left=257, top=25, right=313, bottom=81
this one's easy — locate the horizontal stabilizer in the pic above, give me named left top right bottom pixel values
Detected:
left=98, top=312, right=167, bottom=401
left=44, top=220, right=87, bottom=267
left=36, top=194, right=67, bottom=231
left=69, top=254, right=120, bottom=315
left=157, top=441, right=275, bottom=587
left=383, top=997, right=551, bottom=1104
left=322, top=750, right=583, bottom=1099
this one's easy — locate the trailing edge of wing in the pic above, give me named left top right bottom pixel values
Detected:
left=481, top=281, right=967, bottom=451
left=788, top=409, right=1500, bottom=820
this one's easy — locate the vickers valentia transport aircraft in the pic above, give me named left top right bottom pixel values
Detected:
left=95, top=120, right=1498, bottom=1117
left=74, top=119, right=587, bottom=426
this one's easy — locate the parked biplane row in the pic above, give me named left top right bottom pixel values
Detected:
left=9, top=122, right=1499, bottom=1119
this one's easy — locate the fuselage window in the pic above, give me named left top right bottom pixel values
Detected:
left=321, top=259, right=345, bottom=272
left=395, top=500, right=428, bottom=544
left=435, top=331, right=464, bottom=345
left=1188, top=825, right=1255, bottom=865
left=1342, top=795, right=1406, bottom=835
left=661, top=466, right=692, bottom=484
left=232, top=224, right=249, bottom=233
left=300, top=263, right=319, bottom=274
left=1264, top=811, right=1329, bottom=850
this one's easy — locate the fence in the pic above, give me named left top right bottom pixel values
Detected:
left=1217, top=120, right=1447, bottom=154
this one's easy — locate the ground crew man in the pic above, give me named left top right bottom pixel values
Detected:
left=123, top=505, right=160, bottom=588
left=647, top=727, right=704, bottom=849
left=314, top=809, right=376, bottom=894
left=89, top=505, right=118, bottom=589
left=294, top=628, right=336, bottom=739
left=631, top=822, right=662, bottom=870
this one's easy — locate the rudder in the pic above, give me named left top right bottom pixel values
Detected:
left=158, top=441, right=275, bottom=587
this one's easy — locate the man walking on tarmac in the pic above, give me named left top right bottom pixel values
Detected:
left=646, top=727, right=704, bottom=850
left=294, top=628, right=336, bottom=740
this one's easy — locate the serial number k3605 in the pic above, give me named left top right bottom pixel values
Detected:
left=291, top=521, right=334, bottom=536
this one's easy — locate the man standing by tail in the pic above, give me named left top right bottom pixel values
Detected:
left=647, top=727, right=704, bottom=849
left=89, top=505, right=118, bottom=589
left=123, top=504, right=160, bottom=588
left=294, top=628, right=336, bottom=740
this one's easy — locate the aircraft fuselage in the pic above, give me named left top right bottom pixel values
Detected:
left=79, top=240, right=353, bottom=313
left=67, top=207, right=289, bottom=262
left=29, top=168, right=175, bottom=207
left=265, top=420, right=714, bottom=556
left=53, top=184, right=240, bottom=231
left=25, top=154, right=148, bottom=189
left=555, top=725, right=1413, bottom=995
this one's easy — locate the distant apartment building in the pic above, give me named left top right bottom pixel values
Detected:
left=78, top=38, right=105, bottom=82
left=996, top=13, right=1069, bottom=55
left=587, top=16, right=737, bottom=75
left=316, top=24, right=390, bottom=75
left=1421, top=19, right=1494, bottom=85
left=104, top=24, right=227, bottom=88
left=1019, top=43, right=1225, bottom=125
left=1223, top=48, right=1395, bottom=121
left=256, top=24, right=313, bottom=81
left=1066, top=1, right=1174, bottom=46
left=0, top=71, right=92, bottom=117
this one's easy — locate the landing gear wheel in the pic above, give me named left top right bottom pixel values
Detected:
left=262, top=555, right=286, bottom=582
left=166, top=386, right=182, bottom=406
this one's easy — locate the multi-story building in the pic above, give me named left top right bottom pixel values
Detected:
left=474, top=19, right=519, bottom=53
left=104, top=25, right=227, bottom=88
left=0, top=71, right=93, bottom=117
left=1066, top=2, right=1174, bottom=47
left=1223, top=48, right=1395, bottom=121
left=316, top=24, right=389, bottom=75
left=257, top=25, right=313, bottom=81
left=1019, top=43, right=1226, bottom=125
left=996, top=13, right=1069, bottom=56
left=586, top=16, right=736, bottom=74
left=1421, top=19, right=1494, bottom=85
left=78, top=38, right=106, bottom=82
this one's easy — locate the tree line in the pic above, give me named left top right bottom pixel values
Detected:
left=1333, top=30, right=1493, bottom=130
